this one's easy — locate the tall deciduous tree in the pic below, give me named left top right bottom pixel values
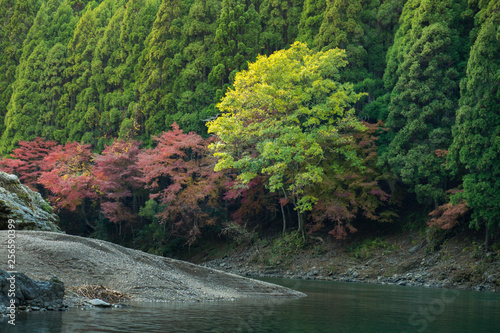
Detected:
left=207, top=42, right=366, bottom=237
left=309, top=122, right=397, bottom=239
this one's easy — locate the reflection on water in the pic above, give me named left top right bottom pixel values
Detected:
left=2, top=278, right=500, bottom=333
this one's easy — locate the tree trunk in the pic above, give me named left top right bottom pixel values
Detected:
left=80, top=198, right=96, bottom=231
left=132, top=192, right=137, bottom=213
left=280, top=202, right=286, bottom=234
left=485, top=220, right=490, bottom=253
left=297, top=210, right=306, bottom=240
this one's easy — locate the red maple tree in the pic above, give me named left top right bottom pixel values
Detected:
left=0, top=137, right=59, bottom=189
left=137, top=123, right=225, bottom=244
left=93, top=139, right=142, bottom=223
left=38, top=142, right=96, bottom=212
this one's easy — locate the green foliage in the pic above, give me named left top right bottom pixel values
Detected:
left=380, top=0, right=472, bottom=206
left=0, top=0, right=75, bottom=154
left=0, top=0, right=41, bottom=146
left=138, top=198, right=160, bottom=221
left=268, top=230, right=307, bottom=266
left=210, top=0, right=261, bottom=93
left=208, top=42, right=366, bottom=216
left=220, top=221, right=258, bottom=245
left=448, top=0, right=500, bottom=232
left=259, top=0, right=302, bottom=53
left=297, top=0, right=325, bottom=47
left=315, top=0, right=366, bottom=51
left=272, top=231, right=307, bottom=256
left=42, top=201, right=53, bottom=213
left=349, top=237, right=396, bottom=260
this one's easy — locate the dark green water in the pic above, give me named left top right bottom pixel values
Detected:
left=2, top=278, right=500, bottom=332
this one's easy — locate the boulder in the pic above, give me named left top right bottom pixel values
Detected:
left=0, top=172, right=61, bottom=232
left=86, top=299, right=112, bottom=307
left=0, top=269, right=65, bottom=312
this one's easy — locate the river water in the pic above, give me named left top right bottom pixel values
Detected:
left=2, top=278, right=500, bottom=332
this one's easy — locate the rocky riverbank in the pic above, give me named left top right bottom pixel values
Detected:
left=199, top=231, right=500, bottom=293
left=203, top=258, right=497, bottom=292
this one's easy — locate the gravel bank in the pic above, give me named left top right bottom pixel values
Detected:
left=0, top=231, right=305, bottom=305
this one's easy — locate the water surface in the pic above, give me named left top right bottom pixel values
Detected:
left=2, top=278, right=499, bottom=332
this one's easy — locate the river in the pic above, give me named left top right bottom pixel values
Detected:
left=2, top=278, right=500, bottom=332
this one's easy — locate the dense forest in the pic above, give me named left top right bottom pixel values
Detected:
left=0, top=0, right=498, bottom=255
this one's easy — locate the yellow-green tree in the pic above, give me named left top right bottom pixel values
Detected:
left=207, top=42, right=365, bottom=236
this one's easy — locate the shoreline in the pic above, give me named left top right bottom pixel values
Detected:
left=197, top=230, right=500, bottom=293
left=203, top=259, right=498, bottom=292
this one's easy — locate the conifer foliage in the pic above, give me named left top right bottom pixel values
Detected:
left=448, top=0, right=500, bottom=234
left=380, top=0, right=471, bottom=206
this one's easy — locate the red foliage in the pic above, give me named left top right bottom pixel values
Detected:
left=308, top=122, right=396, bottom=239
left=38, top=142, right=96, bottom=211
left=224, top=176, right=278, bottom=224
left=0, top=137, right=59, bottom=189
left=137, top=123, right=225, bottom=244
left=309, top=200, right=357, bottom=240
left=428, top=189, right=469, bottom=230
left=93, top=140, right=142, bottom=223
left=435, top=149, right=449, bottom=158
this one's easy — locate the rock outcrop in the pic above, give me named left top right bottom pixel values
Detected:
left=0, top=269, right=65, bottom=313
left=0, top=172, right=60, bottom=231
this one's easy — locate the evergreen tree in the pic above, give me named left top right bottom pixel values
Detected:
left=114, top=0, right=160, bottom=141
left=59, top=0, right=126, bottom=147
left=296, top=0, right=326, bottom=48
left=259, top=0, right=303, bottom=53
left=0, top=0, right=41, bottom=153
left=89, top=6, right=127, bottom=149
left=380, top=0, right=472, bottom=207
left=40, top=42, right=68, bottom=138
left=174, top=0, right=220, bottom=132
left=1, top=1, right=75, bottom=154
left=209, top=0, right=261, bottom=102
left=361, top=0, right=406, bottom=120
left=315, top=0, right=405, bottom=121
left=448, top=0, right=500, bottom=241
left=136, top=0, right=184, bottom=141
left=315, top=0, right=366, bottom=51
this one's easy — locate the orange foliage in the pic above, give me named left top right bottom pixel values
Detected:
left=428, top=195, right=469, bottom=230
